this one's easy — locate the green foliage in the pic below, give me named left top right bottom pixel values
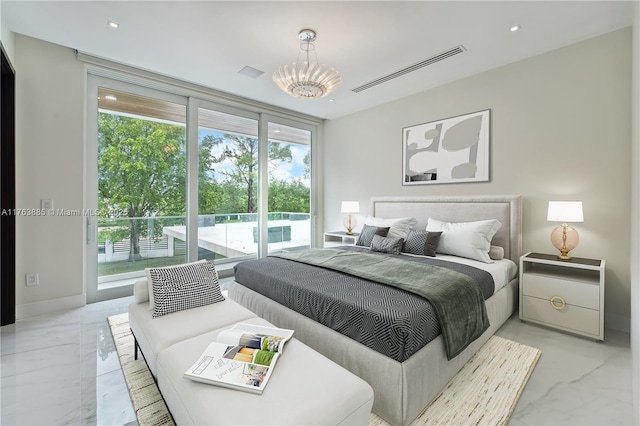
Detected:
left=98, top=113, right=187, bottom=217
left=268, top=179, right=310, bottom=213
left=198, top=136, right=224, bottom=213
left=303, top=151, right=311, bottom=180
left=97, top=254, right=188, bottom=276
left=98, top=113, right=219, bottom=260
left=218, top=181, right=248, bottom=215
left=203, top=133, right=259, bottom=213
left=201, top=134, right=293, bottom=213
left=97, top=115, right=307, bottom=264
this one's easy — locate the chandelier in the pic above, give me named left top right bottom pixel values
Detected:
left=273, top=29, right=341, bottom=99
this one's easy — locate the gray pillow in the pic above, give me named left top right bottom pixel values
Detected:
left=402, top=230, right=442, bottom=257
left=356, top=225, right=390, bottom=247
left=148, top=260, right=225, bottom=317
left=489, top=245, right=505, bottom=260
left=370, top=235, right=404, bottom=255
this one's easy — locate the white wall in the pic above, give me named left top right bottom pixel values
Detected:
left=0, top=0, right=15, bottom=61
left=14, top=34, right=86, bottom=316
left=631, top=3, right=639, bottom=424
left=324, top=28, right=632, bottom=331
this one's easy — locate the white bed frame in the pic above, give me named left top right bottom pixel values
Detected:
left=229, top=195, right=522, bottom=426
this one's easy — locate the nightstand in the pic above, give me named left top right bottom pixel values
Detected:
left=519, top=252, right=605, bottom=341
left=323, top=231, right=360, bottom=248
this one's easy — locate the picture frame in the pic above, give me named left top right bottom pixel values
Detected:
left=402, top=109, right=490, bottom=185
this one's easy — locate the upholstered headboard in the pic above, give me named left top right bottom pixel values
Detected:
left=370, top=195, right=522, bottom=264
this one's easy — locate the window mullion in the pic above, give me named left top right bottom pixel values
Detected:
left=186, top=98, right=199, bottom=262
left=257, top=114, right=269, bottom=258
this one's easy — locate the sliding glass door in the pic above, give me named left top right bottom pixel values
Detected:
left=86, top=77, right=189, bottom=302
left=196, top=105, right=260, bottom=262
left=266, top=119, right=313, bottom=255
left=86, top=76, right=319, bottom=302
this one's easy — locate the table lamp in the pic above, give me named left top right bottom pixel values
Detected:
left=341, top=201, right=360, bottom=235
left=547, top=201, right=584, bottom=260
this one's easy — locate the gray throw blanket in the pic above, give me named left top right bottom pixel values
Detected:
left=273, top=248, right=490, bottom=360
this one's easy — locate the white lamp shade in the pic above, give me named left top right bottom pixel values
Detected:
left=341, top=201, right=360, bottom=213
left=547, top=201, right=584, bottom=223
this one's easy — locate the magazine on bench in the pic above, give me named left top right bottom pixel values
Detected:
left=183, top=322, right=294, bottom=394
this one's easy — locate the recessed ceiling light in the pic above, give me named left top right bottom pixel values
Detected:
left=329, top=99, right=335, bottom=102
left=105, top=95, right=117, bottom=101
left=107, top=20, right=119, bottom=29
left=510, top=24, right=521, bottom=32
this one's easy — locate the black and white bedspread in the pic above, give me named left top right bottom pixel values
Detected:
left=233, top=246, right=495, bottom=362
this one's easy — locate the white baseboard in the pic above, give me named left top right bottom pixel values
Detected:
left=606, top=312, right=631, bottom=333
left=16, top=294, right=86, bottom=320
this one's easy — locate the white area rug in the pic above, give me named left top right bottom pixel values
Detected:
left=369, top=334, right=541, bottom=426
left=109, top=312, right=540, bottom=426
left=108, top=313, right=174, bottom=426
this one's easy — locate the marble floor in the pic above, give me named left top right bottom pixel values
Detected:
left=0, top=290, right=633, bottom=426
left=1, top=295, right=138, bottom=426
left=498, top=318, right=632, bottom=425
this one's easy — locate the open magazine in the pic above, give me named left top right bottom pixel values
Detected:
left=183, top=322, right=294, bottom=394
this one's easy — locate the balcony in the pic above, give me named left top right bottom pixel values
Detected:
left=97, top=212, right=311, bottom=289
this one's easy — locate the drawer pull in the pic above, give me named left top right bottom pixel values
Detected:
left=550, top=295, right=567, bottom=311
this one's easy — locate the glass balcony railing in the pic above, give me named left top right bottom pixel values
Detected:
left=97, top=212, right=311, bottom=286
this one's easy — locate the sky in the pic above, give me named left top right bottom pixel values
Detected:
left=200, top=129, right=309, bottom=186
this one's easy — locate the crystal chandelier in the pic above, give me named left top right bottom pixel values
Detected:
left=273, top=29, right=341, bottom=99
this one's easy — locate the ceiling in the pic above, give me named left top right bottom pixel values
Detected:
left=2, top=1, right=635, bottom=120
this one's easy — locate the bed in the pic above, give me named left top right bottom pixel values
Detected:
left=228, top=195, right=522, bottom=426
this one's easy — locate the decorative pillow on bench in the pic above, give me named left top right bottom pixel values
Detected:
left=146, top=260, right=225, bottom=318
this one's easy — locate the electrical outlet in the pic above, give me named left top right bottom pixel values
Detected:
left=25, top=273, right=39, bottom=287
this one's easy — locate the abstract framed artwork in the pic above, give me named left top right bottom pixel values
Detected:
left=402, top=109, right=490, bottom=185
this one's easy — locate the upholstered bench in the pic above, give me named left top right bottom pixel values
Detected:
left=156, top=317, right=375, bottom=425
left=128, top=261, right=374, bottom=425
left=129, top=279, right=258, bottom=375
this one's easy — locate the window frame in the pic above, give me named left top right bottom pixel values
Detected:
left=84, top=64, right=321, bottom=303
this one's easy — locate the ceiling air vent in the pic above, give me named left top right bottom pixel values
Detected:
left=351, top=45, right=466, bottom=93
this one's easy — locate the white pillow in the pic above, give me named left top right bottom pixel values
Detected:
left=133, top=279, right=149, bottom=304
left=426, top=218, right=502, bottom=263
left=365, top=216, right=417, bottom=239
left=146, top=259, right=207, bottom=311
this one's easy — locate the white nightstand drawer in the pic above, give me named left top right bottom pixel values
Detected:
left=522, top=273, right=600, bottom=310
left=519, top=253, right=605, bottom=341
left=522, top=295, right=600, bottom=336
